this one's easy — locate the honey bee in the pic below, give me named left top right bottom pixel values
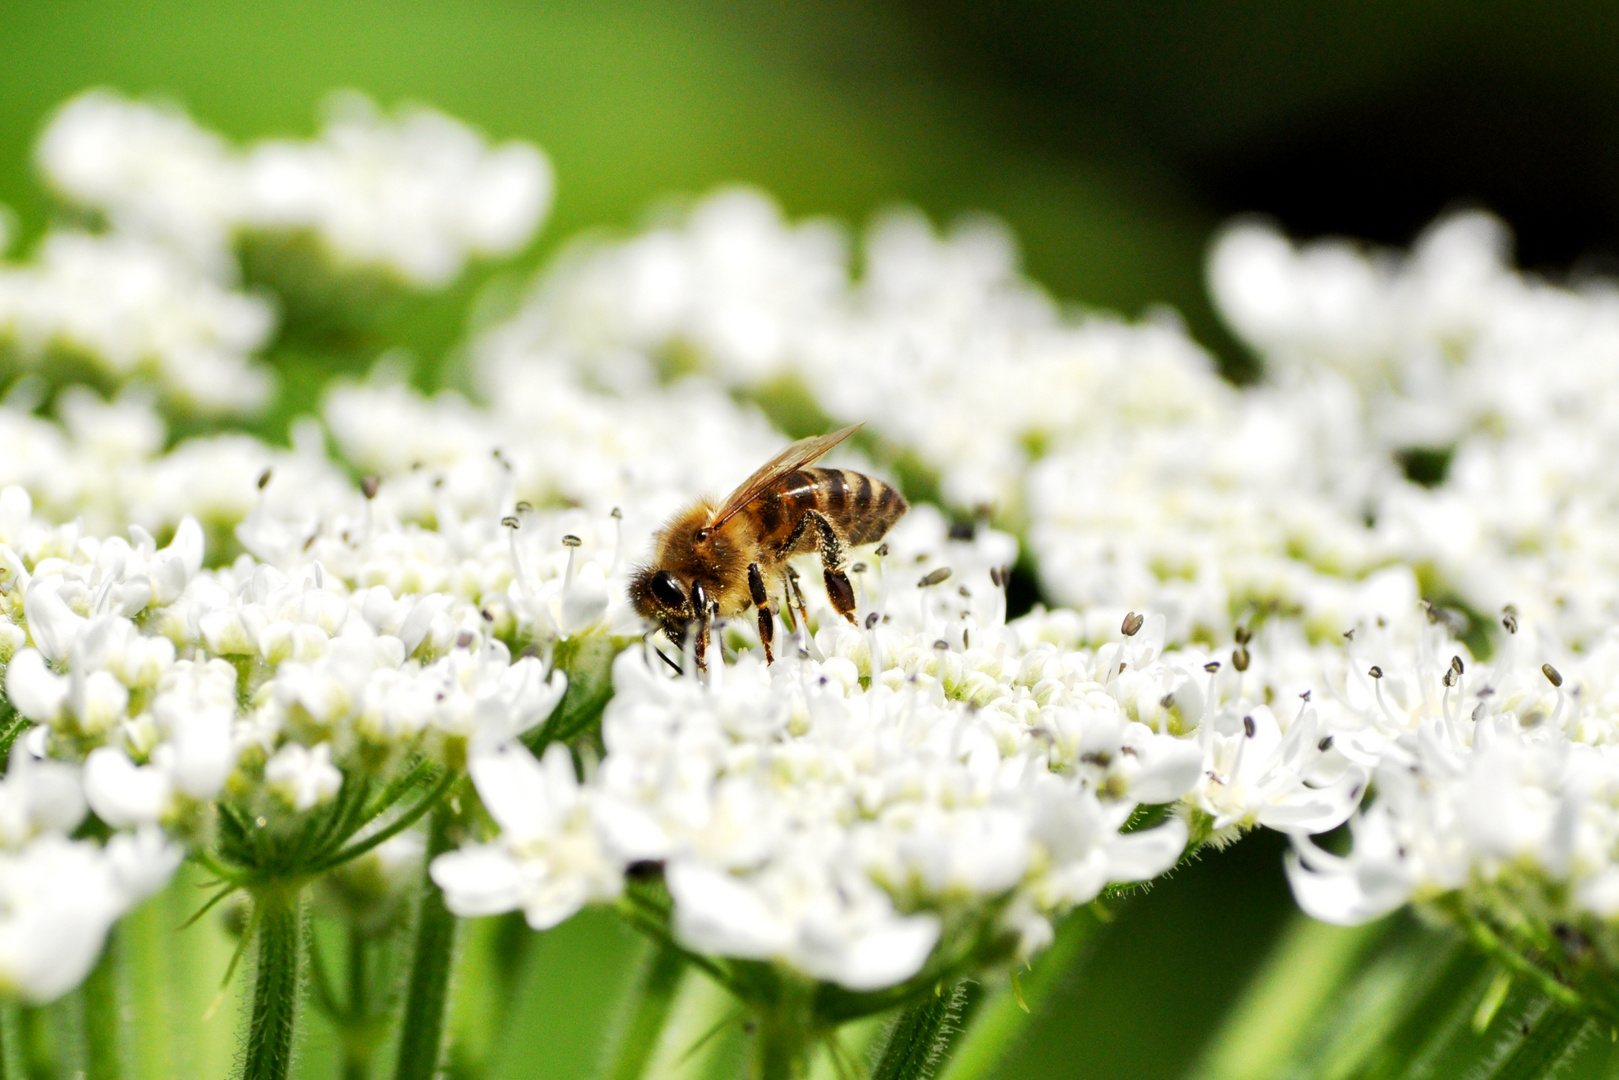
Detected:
left=629, top=423, right=907, bottom=668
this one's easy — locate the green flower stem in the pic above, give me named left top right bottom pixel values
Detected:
left=343, top=927, right=370, bottom=1080
left=0, top=1005, right=10, bottom=1080
left=871, top=981, right=970, bottom=1080
left=19, top=1003, right=61, bottom=1080
left=242, top=888, right=304, bottom=1080
left=936, top=908, right=1100, bottom=1080
left=393, top=798, right=460, bottom=1080
left=82, top=928, right=122, bottom=1080
left=599, top=943, right=688, bottom=1080
left=753, top=1012, right=811, bottom=1080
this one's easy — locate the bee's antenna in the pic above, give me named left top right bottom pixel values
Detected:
left=653, top=644, right=683, bottom=675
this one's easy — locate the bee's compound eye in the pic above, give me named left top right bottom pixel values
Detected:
left=649, top=571, right=687, bottom=610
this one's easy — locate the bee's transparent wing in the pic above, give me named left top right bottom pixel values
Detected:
left=707, top=423, right=864, bottom=529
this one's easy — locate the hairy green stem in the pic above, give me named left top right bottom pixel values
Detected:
left=241, top=889, right=303, bottom=1080
left=393, top=802, right=459, bottom=1080
left=19, top=1004, right=59, bottom=1080
left=600, top=944, right=688, bottom=1080
left=871, top=981, right=970, bottom=1080
left=82, top=928, right=122, bottom=1080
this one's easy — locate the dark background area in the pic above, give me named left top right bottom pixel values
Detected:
left=0, top=3, right=1604, bottom=1076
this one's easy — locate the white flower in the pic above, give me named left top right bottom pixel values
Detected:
left=263, top=742, right=343, bottom=811
left=433, top=742, right=620, bottom=928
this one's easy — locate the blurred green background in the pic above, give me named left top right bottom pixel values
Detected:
left=2, top=2, right=1611, bottom=1076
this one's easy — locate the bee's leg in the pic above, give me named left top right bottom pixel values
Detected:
left=785, top=567, right=819, bottom=658
left=691, top=582, right=711, bottom=673
left=806, top=512, right=858, bottom=625
left=748, top=563, right=775, bottom=664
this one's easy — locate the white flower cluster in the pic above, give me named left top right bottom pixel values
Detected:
left=1283, top=614, right=1619, bottom=936
left=0, top=451, right=651, bottom=1000
left=0, top=230, right=274, bottom=413
left=0, top=90, right=552, bottom=416
left=471, top=189, right=1405, bottom=649
left=1212, top=213, right=1619, bottom=648
left=40, top=90, right=552, bottom=287
left=432, top=506, right=1380, bottom=990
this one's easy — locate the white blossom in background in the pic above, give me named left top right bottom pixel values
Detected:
left=0, top=231, right=274, bottom=413
left=37, top=91, right=246, bottom=271
left=37, top=88, right=553, bottom=289
left=243, top=93, right=553, bottom=286
left=1209, top=213, right=1619, bottom=648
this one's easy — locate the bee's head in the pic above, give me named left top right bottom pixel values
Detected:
left=629, top=565, right=699, bottom=639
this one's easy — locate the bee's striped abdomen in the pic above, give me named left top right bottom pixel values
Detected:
left=750, top=467, right=908, bottom=553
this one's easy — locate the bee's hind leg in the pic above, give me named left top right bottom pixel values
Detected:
left=775, top=510, right=859, bottom=626
left=809, top=513, right=859, bottom=625
left=748, top=563, right=775, bottom=664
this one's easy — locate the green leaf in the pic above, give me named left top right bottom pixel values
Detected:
left=870, top=981, right=971, bottom=1080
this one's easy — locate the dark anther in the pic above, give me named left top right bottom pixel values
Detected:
left=865, top=612, right=880, bottom=630
left=918, top=567, right=953, bottom=588
left=989, top=567, right=1003, bottom=588
left=1121, top=611, right=1145, bottom=637
left=1318, top=735, right=1334, bottom=752
left=1234, top=625, right=1252, bottom=646
left=1232, top=647, right=1250, bottom=672
left=948, top=519, right=976, bottom=541
left=1243, top=715, right=1256, bottom=738
left=934, top=639, right=949, bottom=651
left=1300, top=690, right=1312, bottom=701
left=501, top=516, right=520, bottom=529
left=480, top=609, right=494, bottom=622
left=875, top=543, right=889, bottom=557
left=1544, top=663, right=1564, bottom=688
left=1442, top=670, right=1456, bottom=688
left=455, top=631, right=475, bottom=649
left=1160, top=693, right=1175, bottom=709
left=1343, top=628, right=1355, bottom=641
left=611, top=507, right=623, bottom=519
left=257, top=467, right=273, bottom=490
left=562, top=535, right=582, bottom=548
left=1450, top=656, right=1464, bottom=675
left=360, top=475, right=381, bottom=499
left=516, top=501, right=533, bottom=513
left=1369, top=665, right=1383, bottom=679
left=963, top=628, right=971, bottom=649
left=851, top=562, right=867, bottom=573
left=625, top=859, right=665, bottom=881
left=1204, top=661, right=1221, bottom=673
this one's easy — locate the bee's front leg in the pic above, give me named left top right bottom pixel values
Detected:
left=691, top=582, right=711, bottom=672
left=748, top=563, right=775, bottom=664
